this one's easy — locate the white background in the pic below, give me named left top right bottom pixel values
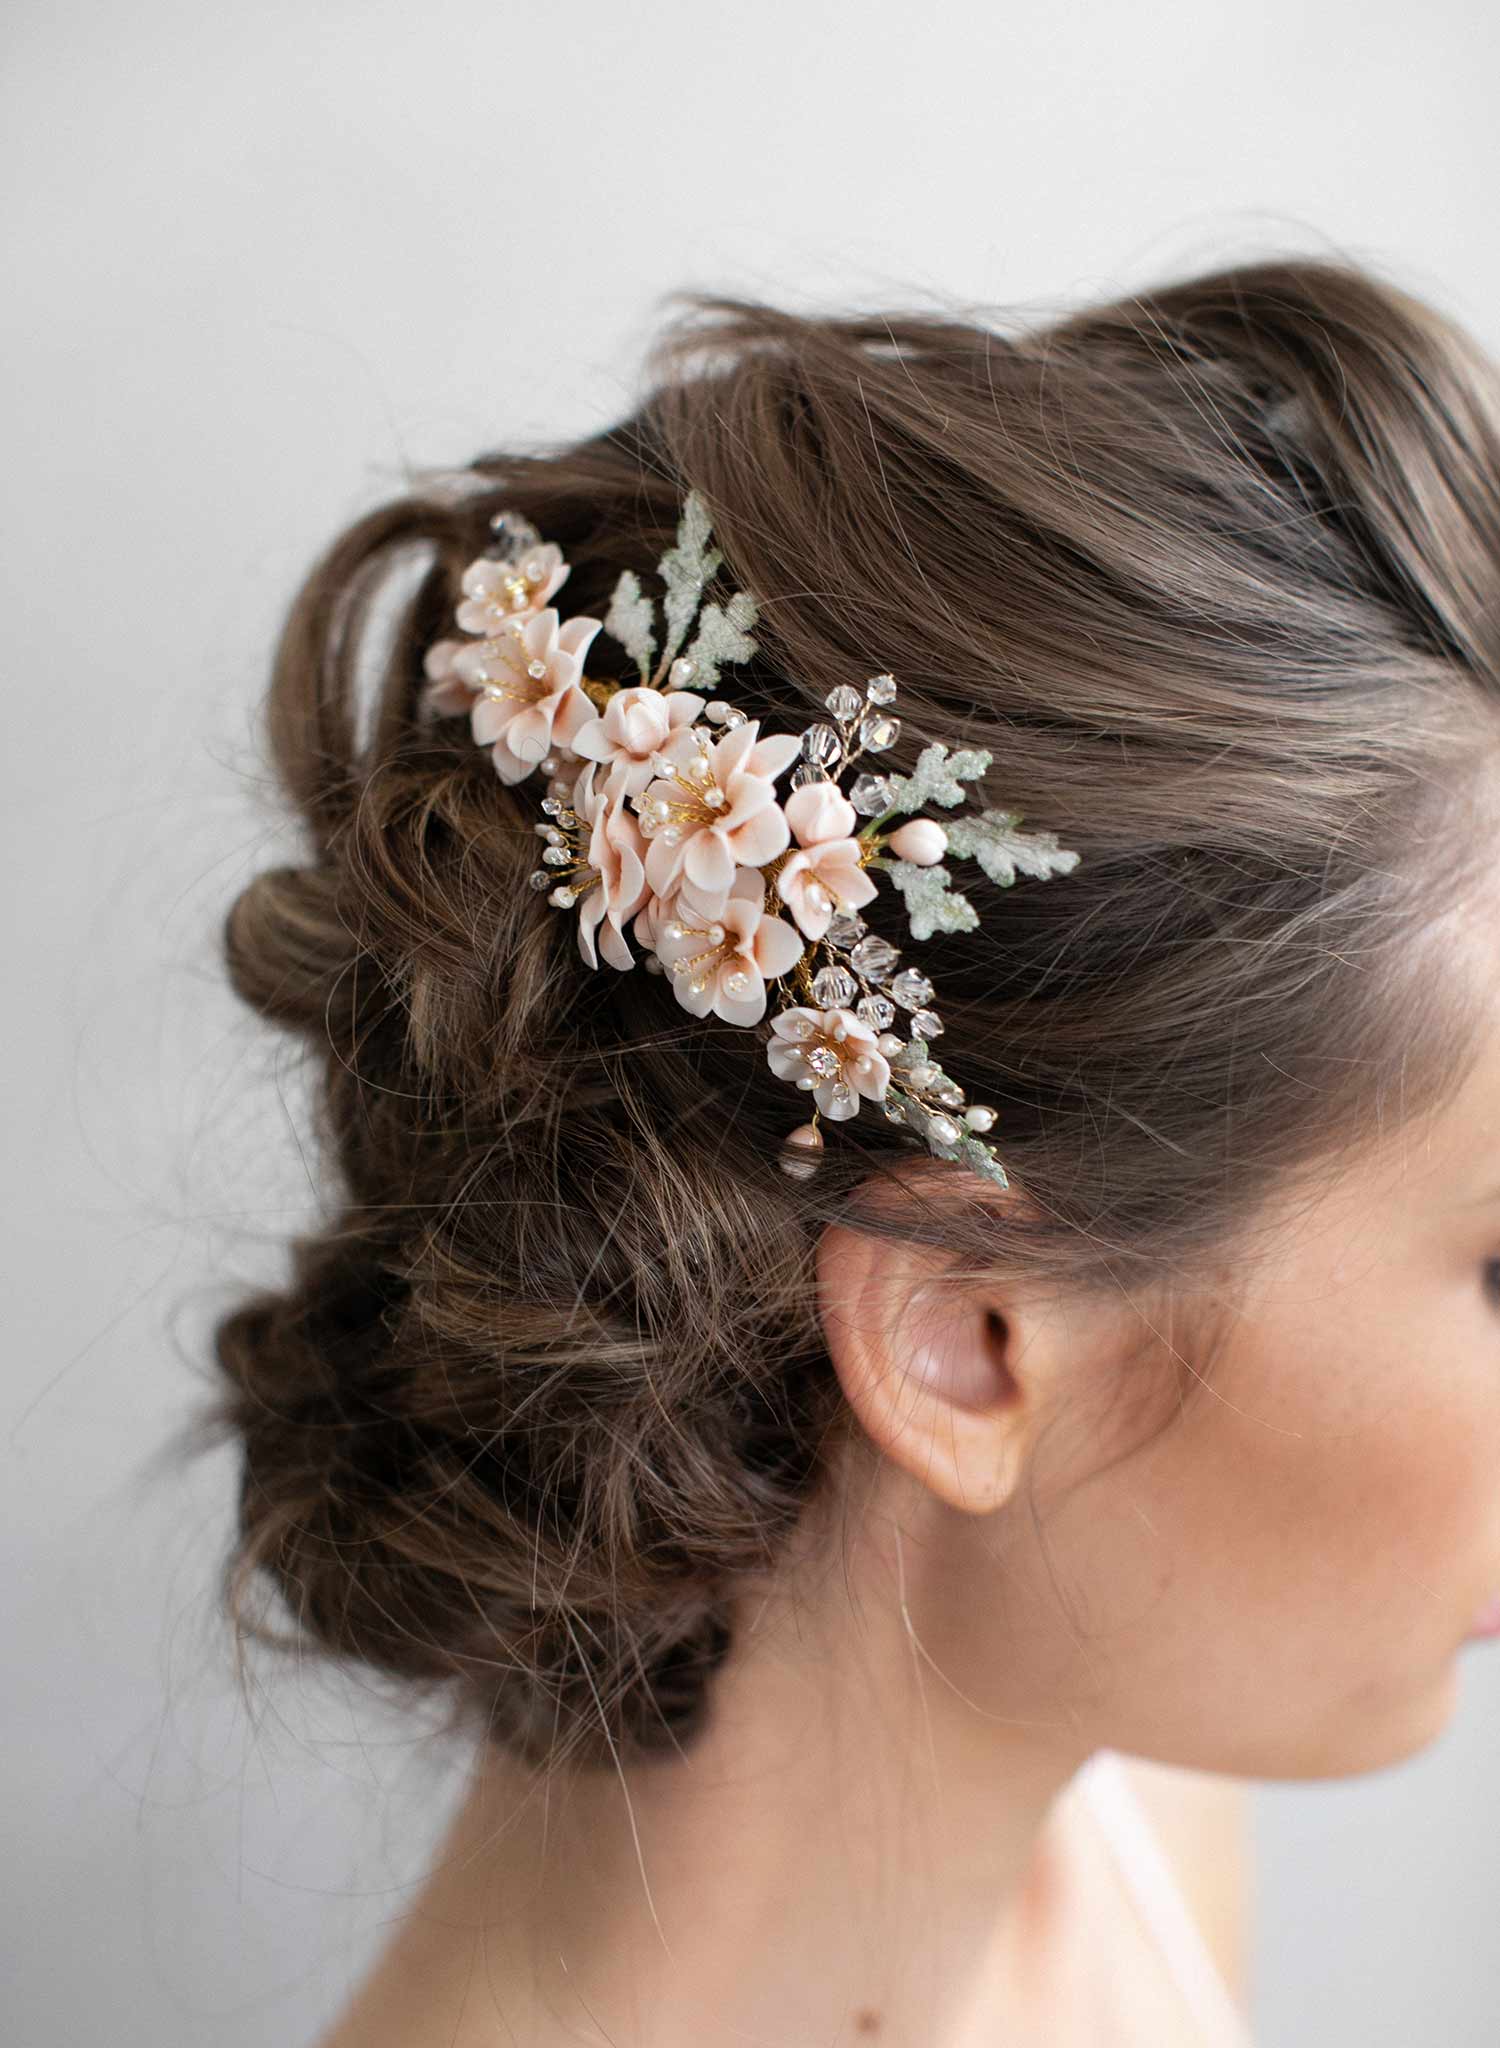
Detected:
left=5, top=2, right=1500, bottom=2042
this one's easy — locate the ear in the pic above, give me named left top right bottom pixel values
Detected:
left=814, top=1198, right=1100, bottom=1517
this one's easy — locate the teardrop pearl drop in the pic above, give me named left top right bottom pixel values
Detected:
left=779, top=1123, right=825, bottom=1179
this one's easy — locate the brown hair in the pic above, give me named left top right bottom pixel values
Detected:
left=193, top=256, right=1500, bottom=1780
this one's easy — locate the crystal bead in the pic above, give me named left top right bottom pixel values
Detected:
left=882, top=1096, right=908, bottom=1124
left=911, top=1009, right=944, bottom=1039
left=540, top=797, right=561, bottom=816
left=827, top=1080, right=854, bottom=1112
left=825, top=912, right=867, bottom=947
left=964, top=1105, right=997, bottom=1132
left=865, top=672, right=898, bottom=705
left=721, top=707, right=747, bottom=727
left=806, top=1045, right=841, bottom=1076
left=790, top=762, right=829, bottom=787
left=858, top=712, right=901, bottom=751
left=849, top=773, right=897, bottom=816
left=849, top=935, right=899, bottom=982
left=890, top=969, right=934, bottom=1010
left=800, top=722, right=843, bottom=767
left=811, top=965, right=857, bottom=1007
left=856, top=993, right=896, bottom=1030
left=527, top=869, right=553, bottom=891
left=824, top=684, right=864, bottom=722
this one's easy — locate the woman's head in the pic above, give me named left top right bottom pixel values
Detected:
left=203, top=255, right=1500, bottom=1790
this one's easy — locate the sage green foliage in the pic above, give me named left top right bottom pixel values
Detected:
left=943, top=809, right=1083, bottom=888
left=602, top=489, right=760, bottom=690
left=883, top=742, right=994, bottom=812
left=883, top=861, right=980, bottom=939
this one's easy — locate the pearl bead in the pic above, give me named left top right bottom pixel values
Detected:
left=779, top=1124, right=825, bottom=1179
left=963, top=1105, right=996, bottom=1132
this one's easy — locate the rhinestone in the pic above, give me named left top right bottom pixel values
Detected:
left=858, top=712, right=901, bottom=751
left=911, top=1010, right=944, bottom=1039
left=811, top=965, right=857, bottom=1007
left=849, top=935, right=900, bottom=982
left=856, top=993, right=895, bottom=1030
left=790, top=762, right=830, bottom=788
left=527, top=869, right=553, bottom=891
left=527, top=659, right=548, bottom=680
left=964, top=1105, right=997, bottom=1132
left=865, top=672, right=898, bottom=705
left=805, top=1045, right=841, bottom=1077
left=890, top=968, right=934, bottom=1010
left=926, top=1113, right=962, bottom=1147
left=824, top=684, right=864, bottom=722
left=800, top=722, right=843, bottom=767
left=849, top=773, right=897, bottom=816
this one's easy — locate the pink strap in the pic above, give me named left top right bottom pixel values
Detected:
left=1073, top=1751, right=1256, bottom=2046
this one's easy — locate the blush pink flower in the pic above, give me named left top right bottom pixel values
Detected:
left=455, top=543, right=570, bottom=637
left=454, top=608, right=603, bottom=784
left=635, top=719, right=801, bottom=900
left=775, top=780, right=880, bottom=941
left=417, top=637, right=479, bottom=720
left=569, top=684, right=707, bottom=800
left=570, top=762, right=651, bottom=971
left=765, top=1007, right=892, bottom=1120
left=650, top=869, right=806, bottom=1026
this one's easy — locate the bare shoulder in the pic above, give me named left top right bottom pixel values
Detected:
left=1115, top=1756, right=1254, bottom=2004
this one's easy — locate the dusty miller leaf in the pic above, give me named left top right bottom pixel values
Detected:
left=883, top=742, right=994, bottom=813
left=681, top=588, right=759, bottom=690
left=604, top=568, right=658, bottom=686
left=943, top=808, right=1082, bottom=888
left=883, top=860, right=980, bottom=940
left=656, top=488, right=723, bottom=677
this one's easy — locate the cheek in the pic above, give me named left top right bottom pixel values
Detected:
left=1017, top=1309, right=1500, bottom=1774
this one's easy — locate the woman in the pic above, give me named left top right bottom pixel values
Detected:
left=201, top=256, right=1500, bottom=2043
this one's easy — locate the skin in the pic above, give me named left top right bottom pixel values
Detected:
left=319, top=915, right=1500, bottom=2048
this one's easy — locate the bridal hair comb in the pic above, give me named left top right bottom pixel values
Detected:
left=419, top=491, right=1081, bottom=1186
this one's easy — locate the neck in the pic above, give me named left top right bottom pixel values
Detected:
left=327, top=1480, right=1095, bottom=2048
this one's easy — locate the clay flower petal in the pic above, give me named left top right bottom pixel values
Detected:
left=572, top=763, right=651, bottom=970
left=784, top=780, right=858, bottom=847
left=571, top=685, right=707, bottom=799
left=418, top=638, right=478, bottom=720
left=775, top=840, right=881, bottom=940
left=765, top=1006, right=891, bottom=1120
left=653, top=870, right=805, bottom=1026
left=459, top=607, right=603, bottom=783
left=636, top=717, right=794, bottom=899
left=455, top=543, right=570, bottom=636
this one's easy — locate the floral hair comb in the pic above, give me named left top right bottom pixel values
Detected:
left=419, top=491, right=1081, bottom=1185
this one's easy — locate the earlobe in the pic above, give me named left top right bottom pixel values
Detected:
left=814, top=1216, right=1034, bottom=1518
